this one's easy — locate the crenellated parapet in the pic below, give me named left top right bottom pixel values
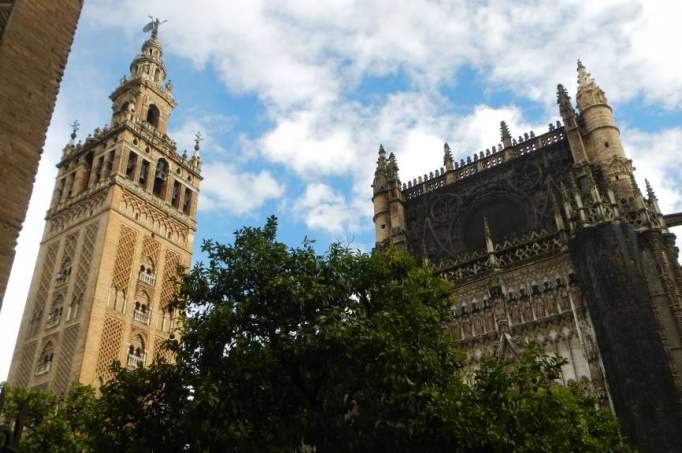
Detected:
left=402, top=123, right=565, bottom=201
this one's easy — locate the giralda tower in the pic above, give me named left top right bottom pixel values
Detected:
left=8, top=22, right=201, bottom=392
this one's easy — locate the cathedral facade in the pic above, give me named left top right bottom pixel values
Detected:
left=373, top=63, right=682, bottom=451
left=7, top=27, right=201, bottom=392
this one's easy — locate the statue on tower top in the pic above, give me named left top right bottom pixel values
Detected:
left=69, top=120, right=80, bottom=141
left=143, top=16, right=167, bottom=39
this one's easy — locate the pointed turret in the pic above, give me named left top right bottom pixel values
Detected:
left=572, top=60, right=634, bottom=197
left=372, top=144, right=406, bottom=247
left=387, top=152, right=399, bottom=178
left=443, top=142, right=453, bottom=168
left=645, top=178, right=663, bottom=219
left=375, top=144, right=387, bottom=175
left=645, top=179, right=656, bottom=201
left=483, top=217, right=499, bottom=270
left=576, top=60, right=607, bottom=112
left=556, top=83, right=588, bottom=165
left=500, top=121, right=512, bottom=148
left=557, top=84, right=575, bottom=122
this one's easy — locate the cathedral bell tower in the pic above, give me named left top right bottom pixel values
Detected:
left=8, top=21, right=202, bottom=392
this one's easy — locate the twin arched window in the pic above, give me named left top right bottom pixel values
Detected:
left=36, top=342, right=54, bottom=375
left=127, top=335, right=146, bottom=368
left=46, top=295, right=64, bottom=328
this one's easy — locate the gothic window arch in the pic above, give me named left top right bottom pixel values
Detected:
left=36, top=341, right=54, bottom=375
left=146, top=104, right=160, bottom=128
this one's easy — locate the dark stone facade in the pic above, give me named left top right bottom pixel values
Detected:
left=373, top=65, right=682, bottom=452
left=570, top=223, right=682, bottom=451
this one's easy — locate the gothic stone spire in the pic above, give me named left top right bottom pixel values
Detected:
left=576, top=59, right=608, bottom=111
left=500, top=121, right=512, bottom=148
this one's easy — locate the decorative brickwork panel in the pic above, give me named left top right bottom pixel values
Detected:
left=95, top=316, right=124, bottom=382
left=14, top=341, right=37, bottom=388
left=159, top=250, right=180, bottom=308
left=29, top=242, right=60, bottom=336
left=55, top=230, right=79, bottom=286
left=111, top=225, right=137, bottom=291
left=63, top=232, right=79, bottom=261
left=153, top=336, right=172, bottom=362
left=73, top=222, right=99, bottom=300
left=141, top=235, right=160, bottom=264
left=54, top=325, right=79, bottom=394
left=137, top=235, right=161, bottom=296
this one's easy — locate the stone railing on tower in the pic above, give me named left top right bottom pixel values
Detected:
left=402, top=122, right=566, bottom=201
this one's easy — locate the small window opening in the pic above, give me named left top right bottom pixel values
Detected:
left=153, top=159, right=168, bottom=198
left=139, top=160, right=150, bottom=187
left=94, top=156, right=104, bottom=182
left=36, top=342, right=54, bottom=375
left=146, top=104, right=160, bottom=128
left=171, top=181, right=181, bottom=208
left=126, top=152, right=138, bottom=178
left=182, top=188, right=193, bottom=215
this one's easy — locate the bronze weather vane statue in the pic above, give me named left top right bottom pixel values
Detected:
left=143, top=16, right=167, bottom=39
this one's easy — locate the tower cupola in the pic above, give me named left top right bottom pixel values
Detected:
left=110, top=17, right=175, bottom=134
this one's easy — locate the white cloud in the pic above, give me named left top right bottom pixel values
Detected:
left=293, top=183, right=370, bottom=235
left=88, top=0, right=682, bottom=109
left=624, top=127, right=682, bottom=214
left=199, top=162, right=284, bottom=214
left=84, top=0, right=682, bottom=231
left=171, top=113, right=235, bottom=157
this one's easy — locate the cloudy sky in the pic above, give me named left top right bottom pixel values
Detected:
left=2, top=0, right=682, bottom=379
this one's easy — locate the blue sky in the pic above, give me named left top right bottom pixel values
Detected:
left=2, top=0, right=682, bottom=379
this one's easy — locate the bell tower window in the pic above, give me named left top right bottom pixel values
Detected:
left=146, top=104, right=160, bottom=128
left=139, top=160, right=150, bottom=187
left=126, top=151, right=138, bottom=179
left=183, top=188, right=193, bottom=215
left=153, top=159, right=168, bottom=198
left=171, top=181, right=181, bottom=207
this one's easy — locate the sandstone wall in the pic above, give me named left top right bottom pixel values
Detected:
left=0, top=0, right=83, bottom=310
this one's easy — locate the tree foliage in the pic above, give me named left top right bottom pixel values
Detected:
left=0, top=383, right=98, bottom=453
left=3, top=217, right=631, bottom=452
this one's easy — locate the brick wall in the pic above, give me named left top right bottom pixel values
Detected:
left=0, top=0, right=83, bottom=309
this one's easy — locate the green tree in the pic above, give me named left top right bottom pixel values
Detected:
left=94, top=217, right=630, bottom=452
left=0, top=383, right=98, bottom=453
